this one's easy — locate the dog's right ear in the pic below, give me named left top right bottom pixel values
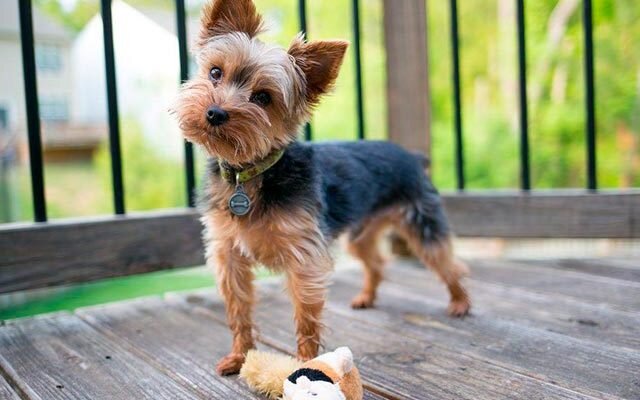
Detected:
left=288, top=35, right=349, bottom=104
left=196, top=0, right=263, bottom=48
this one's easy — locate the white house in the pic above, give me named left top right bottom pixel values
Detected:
left=0, top=0, right=204, bottom=164
left=71, top=0, right=199, bottom=159
left=0, top=0, right=88, bottom=162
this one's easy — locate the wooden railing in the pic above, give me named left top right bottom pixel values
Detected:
left=1, top=0, right=638, bottom=295
left=2, top=189, right=637, bottom=295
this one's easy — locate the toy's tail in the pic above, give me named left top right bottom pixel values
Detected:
left=240, top=350, right=303, bottom=399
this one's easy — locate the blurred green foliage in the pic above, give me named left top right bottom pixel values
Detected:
left=94, top=119, right=185, bottom=212
left=428, top=0, right=640, bottom=189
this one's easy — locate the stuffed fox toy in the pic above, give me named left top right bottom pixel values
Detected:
left=239, top=347, right=363, bottom=400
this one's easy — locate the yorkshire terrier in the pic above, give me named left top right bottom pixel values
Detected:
left=172, top=0, right=470, bottom=376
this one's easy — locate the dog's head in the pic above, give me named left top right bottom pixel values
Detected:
left=171, top=0, right=348, bottom=165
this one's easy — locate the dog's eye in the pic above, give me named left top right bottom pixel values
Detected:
left=250, top=91, right=271, bottom=107
left=209, top=67, right=223, bottom=82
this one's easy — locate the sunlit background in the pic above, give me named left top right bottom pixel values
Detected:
left=0, top=0, right=638, bottom=318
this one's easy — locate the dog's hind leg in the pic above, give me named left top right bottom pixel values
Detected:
left=394, top=192, right=471, bottom=317
left=347, top=214, right=392, bottom=309
left=410, top=237, right=470, bottom=317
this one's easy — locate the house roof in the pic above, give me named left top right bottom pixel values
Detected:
left=0, top=1, right=71, bottom=42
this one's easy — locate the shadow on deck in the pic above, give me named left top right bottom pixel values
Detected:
left=1, top=258, right=639, bottom=399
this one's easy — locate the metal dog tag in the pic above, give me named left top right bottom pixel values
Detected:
left=229, top=184, right=251, bottom=216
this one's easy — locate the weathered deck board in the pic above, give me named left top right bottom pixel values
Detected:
left=0, top=313, right=197, bottom=400
left=161, top=293, right=388, bottom=400
left=0, top=376, right=20, bottom=400
left=248, top=293, right=603, bottom=400
left=372, top=261, right=640, bottom=350
left=1, top=258, right=638, bottom=400
left=76, top=295, right=386, bottom=400
left=76, top=297, right=263, bottom=399
left=175, top=286, right=603, bottom=400
left=517, top=258, right=640, bottom=282
left=466, top=259, right=640, bottom=311
left=328, top=274, right=639, bottom=399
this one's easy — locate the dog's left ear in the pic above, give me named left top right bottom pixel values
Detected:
left=288, top=35, right=349, bottom=104
left=197, top=0, right=263, bottom=47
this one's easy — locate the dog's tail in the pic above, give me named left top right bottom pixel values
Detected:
left=240, top=350, right=303, bottom=399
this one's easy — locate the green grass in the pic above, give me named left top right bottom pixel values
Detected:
left=0, top=267, right=231, bottom=320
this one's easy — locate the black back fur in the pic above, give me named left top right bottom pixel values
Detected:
left=200, top=140, right=450, bottom=244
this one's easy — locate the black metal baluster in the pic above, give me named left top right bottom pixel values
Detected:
left=450, top=0, right=464, bottom=190
left=298, top=0, right=312, bottom=141
left=176, top=0, right=196, bottom=207
left=352, top=0, right=365, bottom=140
left=18, top=0, right=47, bottom=222
left=516, top=0, right=530, bottom=190
left=583, top=0, right=597, bottom=191
left=100, top=0, right=125, bottom=214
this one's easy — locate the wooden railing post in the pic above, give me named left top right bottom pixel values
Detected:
left=383, top=0, right=431, bottom=156
left=384, top=0, right=430, bottom=257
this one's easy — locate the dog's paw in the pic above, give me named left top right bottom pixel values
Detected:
left=215, top=353, right=245, bottom=376
left=447, top=299, right=471, bottom=318
left=351, top=293, right=375, bottom=309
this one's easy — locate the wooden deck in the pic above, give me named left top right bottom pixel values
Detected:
left=0, top=257, right=638, bottom=399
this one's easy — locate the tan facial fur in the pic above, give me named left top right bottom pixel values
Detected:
left=171, top=0, right=348, bottom=166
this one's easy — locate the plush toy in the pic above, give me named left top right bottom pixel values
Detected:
left=239, top=347, right=363, bottom=400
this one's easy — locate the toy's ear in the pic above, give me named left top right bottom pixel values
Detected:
left=197, top=0, right=263, bottom=47
left=288, top=35, right=349, bottom=104
left=334, top=347, right=354, bottom=374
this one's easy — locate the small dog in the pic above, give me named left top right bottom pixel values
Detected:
left=172, top=0, right=470, bottom=376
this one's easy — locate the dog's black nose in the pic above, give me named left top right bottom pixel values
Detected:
left=206, top=106, right=229, bottom=126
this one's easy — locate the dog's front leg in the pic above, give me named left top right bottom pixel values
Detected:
left=286, top=259, right=331, bottom=361
left=213, top=243, right=255, bottom=376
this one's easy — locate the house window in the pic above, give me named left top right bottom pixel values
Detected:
left=0, top=107, right=7, bottom=131
left=36, top=45, right=62, bottom=72
left=39, top=98, right=68, bottom=122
